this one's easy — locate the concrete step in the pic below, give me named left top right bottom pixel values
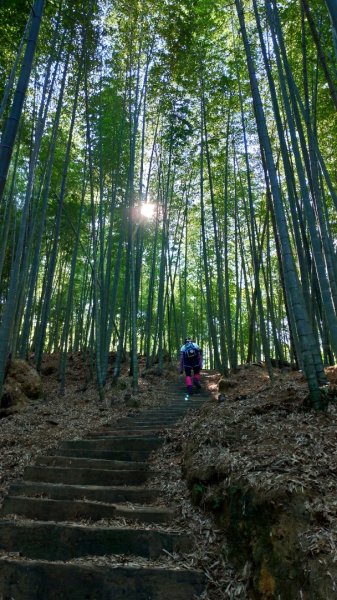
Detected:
left=0, top=520, right=191, bottom=560
left=82, top=418, right=198, bottom=435
left=113, top=421, right=177, bottom=427
left=165, top=400, right=207, bottom=403
left=174, top=390, right=208, bottom=393
left=0, top=559, right=205, bottom=600
left=1, top=496, right=173, bottom=524
left=125, top=413, right=202, bottom=420
left=87, top=419, right=172, bottom=439
left=116, top=417, right=180, bottom=424
left=146, top=406, right=205, bottom=412
left=91, top=423, right=165, bottom=428
left=0, top=385, right=208, bottom=598
left=118, top=408, right=205, bottom=421
left=121, top=403, right=206, bottom=413
left=114, top=419, right=178, bottom=426
left=158, top=396, right=208, bottom=401
left=9, top=482, right=160, bottom=504
left=114, top=417, right=178, bottom=424
left=60, top=436, right=163, bottom=451
left=88, top=428, right=167, bottom=436
left=141, top=410, right=198, bottom=416
left=119, top=412, right=183, bottom=417
left=50, top=448, right=152, bottom=461
left=35, top=455, right=149, bottom=471
left=145, top=404, right=205, bottom=412
left=23, top=465, right=153, bottom=486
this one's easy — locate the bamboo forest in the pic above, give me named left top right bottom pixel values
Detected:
left=1, top=0, right=337, bottom=405
left=1, top=1, right=337, bottom=597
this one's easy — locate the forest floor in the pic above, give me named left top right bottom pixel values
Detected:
left=1, top=355, right=337, bottom=598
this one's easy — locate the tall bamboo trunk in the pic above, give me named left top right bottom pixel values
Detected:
left=0, top=0, right=45, bottom=204
left=235, top=0, right=326, bottom=408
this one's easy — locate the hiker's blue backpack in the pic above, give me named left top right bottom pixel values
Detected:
left=185, top=342, right=197, bottom=359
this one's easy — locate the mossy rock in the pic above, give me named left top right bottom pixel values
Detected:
left=1, top=359, right=43, bottom=411
left=7, top=359, right=42, bottom=399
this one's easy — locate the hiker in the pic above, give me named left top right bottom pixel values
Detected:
left=179, top=337, right=203, bottom=395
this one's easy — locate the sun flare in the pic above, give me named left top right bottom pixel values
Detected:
left=140, top=203, right=156, bottom=220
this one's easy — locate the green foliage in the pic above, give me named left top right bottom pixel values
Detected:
left=0, top=0, right=336, bottom=397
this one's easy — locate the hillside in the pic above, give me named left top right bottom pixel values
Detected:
left=1, top=359, right=337, bottom=598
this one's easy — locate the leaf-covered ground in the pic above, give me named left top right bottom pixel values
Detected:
left=1, top=356, right=337, bottom=598
left=151, top=364, right=337, bottom=598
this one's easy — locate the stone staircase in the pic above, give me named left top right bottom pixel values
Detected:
left=0, top=384, right=208, bottom=599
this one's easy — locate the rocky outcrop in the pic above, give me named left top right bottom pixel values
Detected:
left=1, top=359, right=42, bottom=414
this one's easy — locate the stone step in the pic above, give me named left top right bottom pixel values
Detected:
left=119, top=405, right=206, bottom=417
left=141, top=410, right=199, bottom=416
left=116, top=417, right=180, bottom=423
left=144, top=404, right=206, bottom=410
left=60, top=436, right=163, bottom=451
left=0, top=520, right=191, bottom=560
left=35, top=455, right=149, bottom=471
left=50, top=448, right=152, bottom=461
left=161, top=398, right=205, bottom=404
left=162, top=393, right=207, bottom=397
left=125, top=412, right=202, bottom=420
left=89, top=428, right=167, bottom=436
left=116, top=417, right=177, bottom=423
left=115, top=420, right=176, bottom=426
left=1, top=496, right=173, bottom=524
left=113, top=421, right=175, bottom=426
left=9, top=482, right=160, bottom=504
left=0, top=385, right=208, bottom=598
left=120, top=407, right=205, bottom=419
left=120, top=412, right=183, bottom=417
left=87, top=419, right=175, bottom=432
left=168, top=389, right=208, bottom=392
left=122, top=414, right=183, bottom=418
left=86, top=431, right=168, bottom=439
left=129, top=407, right=206, bottom=414
left=114, top=420, right=179, bottom=427
left=0, top=559, right=205, bottom=600
left=114, top=419, right=178, bottom=426
left=24, top=465, right=153, bottom=486
left=170, top=395, right=203, bottom=398
left=87, top=430, right=164, bottom=437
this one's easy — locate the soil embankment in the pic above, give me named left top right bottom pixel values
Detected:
left=167, top=365, right=337, bottom=599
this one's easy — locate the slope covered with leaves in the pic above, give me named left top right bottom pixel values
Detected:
left=2, top=359, right=337, bottom=598
left=153, top=365, right=337, bottom=599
